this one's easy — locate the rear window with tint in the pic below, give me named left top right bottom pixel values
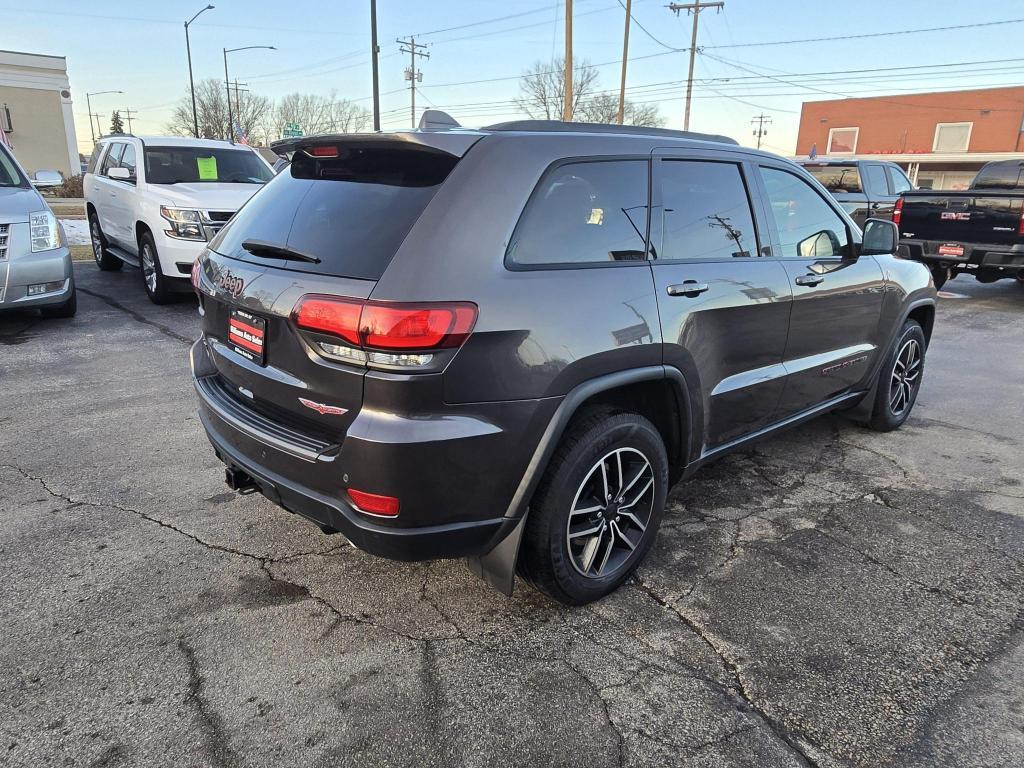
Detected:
left=972, top=161, right=1024, bottom=190
left=802, top=164, right=863, bottom=194
left=211, top=146, right=457, bottom=281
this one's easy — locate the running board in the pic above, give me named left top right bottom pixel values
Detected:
left=107, top=245, right=140, bottom=268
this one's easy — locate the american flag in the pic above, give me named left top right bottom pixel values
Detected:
left=232, top=120, right=249, bottom=146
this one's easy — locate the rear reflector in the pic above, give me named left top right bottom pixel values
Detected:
left=347, top=488, right=400, bottom=517
left=1018, top=204, right=1024, bottom=236
left=293, top=295, right=477, bottom=353
left=893, top=197, right=903, bottom=229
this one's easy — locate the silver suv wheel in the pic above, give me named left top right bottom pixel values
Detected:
left=566, top=447, right=655, bottom=579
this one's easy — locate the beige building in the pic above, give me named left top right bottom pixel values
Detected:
left=0, top=49, right=79, bottom=178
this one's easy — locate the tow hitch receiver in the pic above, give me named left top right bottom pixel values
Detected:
left=225, top=467, right=259, bottom=495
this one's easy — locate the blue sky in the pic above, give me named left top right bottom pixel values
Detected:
left=8, top=0, right=1024, bottom=155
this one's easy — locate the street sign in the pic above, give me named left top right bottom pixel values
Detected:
left=282, top=122, right=303, bottom=138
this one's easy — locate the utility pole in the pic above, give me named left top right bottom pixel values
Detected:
left=121, top=108, right=137, bottom=134
left=230, top=80, right=250, bottom=115
left=669, top=1, right=724, bottom=131
left=617, top=0, right=631, bottom=124
left=397, top=37, right=429, bottom=128
left=370, top=0, right=381, bottom=131
left=563, top=0, right=573, bottom=122
left=91, top=113, right=103, bottom=140
left=751, top=113, right=771, bottom=149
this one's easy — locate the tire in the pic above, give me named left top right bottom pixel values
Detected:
left=929, top=265, right=949, bottom=290
left=89, top=212, right=122, bottom=271
left=518, top=408, right=669, bottom=605
left=40, top=287, right=77, bottom=319
left=866, top=320, right=926, bottom=432
left=139, top=231, right=172, bottom=305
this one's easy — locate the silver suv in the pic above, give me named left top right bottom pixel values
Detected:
left=0, top=143, right=75, bottom=317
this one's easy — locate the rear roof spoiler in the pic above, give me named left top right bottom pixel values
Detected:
left=270, top=130, right=482, bottom=160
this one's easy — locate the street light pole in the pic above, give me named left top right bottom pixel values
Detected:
left=370, top=0, right=380, bottom=131
left=85, top=90, right=123, bottom=144
left=185, top=5, right=215, bottom=139
left=223, top=45, right=275, bottom=142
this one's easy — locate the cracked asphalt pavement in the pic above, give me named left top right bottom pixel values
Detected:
left=2, top=264, right=1022, bottom=768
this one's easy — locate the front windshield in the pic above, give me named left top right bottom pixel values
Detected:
left=0, top=145, right=28, bottom=188
left=803, top=164, right=863, bottom=194
left=143, top=146, right=273, bottom=185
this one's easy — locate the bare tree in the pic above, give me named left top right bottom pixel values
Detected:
left=257, top=92, right=371, bottom=143
left=166, top=78, right=270, bottom=141
left=516, top=58, right=599, bottom=121
left=577, top=92, right=663, bottom=127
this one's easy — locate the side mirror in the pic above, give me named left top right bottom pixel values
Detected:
left=30, top=170, right=63, bottom=188
left=107, top=166, right=131, bottom=181
left=797, top=229, right=842, bottom=258
left=861, top=218, right=898, bottom=256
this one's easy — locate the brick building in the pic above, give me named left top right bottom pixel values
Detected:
left=795, top=86, right=1024, bottom=190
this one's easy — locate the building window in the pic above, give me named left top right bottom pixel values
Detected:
left=933, top=122, right=972, bottom=153
left=826, top=127, right=858, bottom=154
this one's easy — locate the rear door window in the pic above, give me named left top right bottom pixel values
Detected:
left=86, top=144, right=104, bottom=175
left=888, top=167, right=913, bottom=194
left=862, top=164, right=889, bottom=196
left=657, top=160, right=758, bottom=260
left=803, top=164, right=862, bottom=194
left=507, top=160, right=649, bottom=266
left=211, top=146, right=458, bottom=281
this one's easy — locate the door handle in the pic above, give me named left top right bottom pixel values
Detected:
left=794, top=274, right=825, bottom=287
left=666, top=281, right=710, bottom=297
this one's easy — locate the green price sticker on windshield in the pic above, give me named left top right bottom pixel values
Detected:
left=196, top=155, right=218, bottom=181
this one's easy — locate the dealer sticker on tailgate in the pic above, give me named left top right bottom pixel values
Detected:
left=937, top=243, right=965, bottom=257
left=228, top=308, right=267, bottom=365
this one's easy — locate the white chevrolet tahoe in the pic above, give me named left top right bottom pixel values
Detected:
left=83, top=136, right=272, bottom=304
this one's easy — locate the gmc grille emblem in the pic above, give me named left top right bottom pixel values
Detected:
left=217, top=271, right=245, bottom=297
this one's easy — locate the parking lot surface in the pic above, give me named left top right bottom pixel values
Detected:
left=1, top=263, right=1022, bottom=768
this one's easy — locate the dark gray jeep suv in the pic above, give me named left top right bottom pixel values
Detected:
left=190, top=118, right=936, bottom=605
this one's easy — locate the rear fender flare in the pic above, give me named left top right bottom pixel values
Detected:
left=466, top=365, right=694, bottom=595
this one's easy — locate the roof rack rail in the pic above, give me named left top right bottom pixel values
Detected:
left=481, top=120, right=738, bottom=145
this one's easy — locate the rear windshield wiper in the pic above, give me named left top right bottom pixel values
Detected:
left=241, top=239, right=321, bottom=264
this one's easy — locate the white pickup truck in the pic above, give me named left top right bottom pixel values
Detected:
left=83, top=136, right=272, bottom=304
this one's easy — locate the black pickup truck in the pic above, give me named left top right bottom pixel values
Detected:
left=898, top=159, right=1024, bottom=289
left=799, top=159, right=914, bottom=227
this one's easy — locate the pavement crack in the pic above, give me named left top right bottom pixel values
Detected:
left=76, top=286, right=194, bottom=346
left=177, top=639, right=241, bottom=768
left=632, top=574, right=824, bottom=768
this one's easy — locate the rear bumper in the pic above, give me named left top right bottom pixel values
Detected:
left=190, top=337, right=550, bottom=561
left=900, top=239, right=1024, bottom=272
left=200, top=407, right=518, bottom=560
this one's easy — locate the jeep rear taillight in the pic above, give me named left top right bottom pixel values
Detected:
left=292, top=295, right=478, bottom=367
left=1017, top=203, right=1024, bottom=235
left=893, top=197, right=903, bottom=229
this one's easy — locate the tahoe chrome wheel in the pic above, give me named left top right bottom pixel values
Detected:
left=141, top=243, right=157, bottom=294
left=566, top=447, right=655, bottom=579
left=91, top=221, right=103, bottom=263
left=889, top=338, right=921, bottom=416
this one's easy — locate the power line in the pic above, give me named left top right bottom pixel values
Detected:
left=702, top=17, right=1024, bottom=50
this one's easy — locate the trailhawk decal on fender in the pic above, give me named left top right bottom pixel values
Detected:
left=298, top=398, right=348, bottom=416
left=822, top=355, right=868, bottom=376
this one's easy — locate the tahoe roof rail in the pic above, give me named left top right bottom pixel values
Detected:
left=481, top=120, right=739, bottom=145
